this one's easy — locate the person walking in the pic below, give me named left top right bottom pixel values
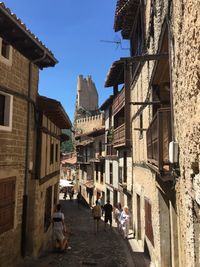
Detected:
left=103, top=200, right=113, bottom=231
left=120, top=206, right=130, bottom=239
left=52, top=204, right=71, bottom=251
left=77, top=192, right=81, bottom=208
left=114, top=202, right=122, bottom=231
left=92, top=200, right=102, bottom=234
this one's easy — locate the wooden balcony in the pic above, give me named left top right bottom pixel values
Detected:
left=113, top=123, right=125, bottom=147
left=112, top=88, right=125, bottom=116
left=147, top=108, right=172, bottom=176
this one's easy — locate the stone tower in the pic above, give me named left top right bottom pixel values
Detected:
left=74, top=75, right=99, bottom=120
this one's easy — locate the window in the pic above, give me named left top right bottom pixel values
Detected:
left=95, top=164, right=98, bottom=182
left=119, top=166, right=123, bottom=184
left=99, top=141, right=102, bottom=156
left=0, top=38, right=12, bottom=65
left=1, top=39, right=9, bottom=59
left=100, top=164, right=104, bottom=183
left=50, top=143, right=54, bottom=164
left=55, top=144, right=58, bottom=162
left=0, top=177, right=16, bottom=234
left=0, top=94, right=5, bottom=125
left=109, top=163, right=113, bottom=185
left=139, top=113, right=143, bottom=139
left=44, top=186, right=52, bottom=232
left=0, top=91, right=13, bottom=131
left=123, top=152, right=127, bottom=183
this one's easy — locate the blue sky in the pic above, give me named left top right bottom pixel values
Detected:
left=3, top=0, right=129, bottom=121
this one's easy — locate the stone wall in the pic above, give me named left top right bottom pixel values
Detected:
left=0, top=48, right=39, bottom=266
left=129, top=0, right=199, bottom=266
left=171, top=1, right=200, bottom=266
left=75, top=114, right=104, bottom=135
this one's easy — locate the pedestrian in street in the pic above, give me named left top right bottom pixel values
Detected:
left=114, top=202, right=122, bottom=231
left=97, top=195, right=104, bottom=216
left=103, top=200, right=113, bottom=231
left=77, top=191, right=81, bottom=208
left=92, top=200, right=102, bottom=234
left=52, top=204, right=71, bottom=252
left=120, top=206, right=130, bottom=239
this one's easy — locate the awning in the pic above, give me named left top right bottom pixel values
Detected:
left=104, top=60, right=124, bottom=88
left=37, top=95, right=72, bottom=129
left=59, top=179, right=74, bottom=187
left=61, top=157, right=77, bottom=165
left=76, top=139, right=94, bottom=147
left=84, top=180, right=94, bottom=189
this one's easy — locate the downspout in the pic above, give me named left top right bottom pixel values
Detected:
left=21, top=52, right=46, bottom=257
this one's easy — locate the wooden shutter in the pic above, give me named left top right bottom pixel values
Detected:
left=145, top=198, right=154, bottom=246
left=0, top=177, right=16, bottom=234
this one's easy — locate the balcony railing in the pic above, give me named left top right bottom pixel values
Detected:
left=113, top=123, right=125, bottom=147
left=147, top=108, right=171, bottom=174
left=112, top=88, right=125, bottom=116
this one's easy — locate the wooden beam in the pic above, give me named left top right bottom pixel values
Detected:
left=120, top=53, right=168, bottom=63
left=134, top=128, right=147, bottom=131
left=130, top=101, right=160, bottom=105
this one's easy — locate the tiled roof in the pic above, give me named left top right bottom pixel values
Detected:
left=0, top=2, right=58, bottom=68
left=37, top=95, right=72, bottom=129
left=114, top=0, right=139, bottom=39
left=104, top=60, right=124, bottom=87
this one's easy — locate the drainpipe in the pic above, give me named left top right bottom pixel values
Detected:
left=21, top=52, right=46, bottom=257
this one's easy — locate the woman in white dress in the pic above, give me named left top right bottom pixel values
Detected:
left=120, top=206, right=130, bottom=239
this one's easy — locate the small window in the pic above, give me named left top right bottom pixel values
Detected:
left=1, top=39, right=10, bottom=59
left=50, top=143, right=54, bottom=164
left=119, top=166, right=123, bottom=184
left=55, top=144, right=58, bottom=162
left=139, top=113, right=143, bottom=139
left=109, top=163, right=113, bottom=184
left=123, top=152, right=127, bottom=183
left=0, top=91, right=13, bottom=131
left=95, top=164, right=98, bottom=182
left=0, top=38, right=12, bottom=65
left=99, top=141, right=102, bottom=156
left=100, top=164, right=104, bottom=183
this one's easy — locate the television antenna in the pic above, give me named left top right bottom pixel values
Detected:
left=100, top=36, right=129, bottom=50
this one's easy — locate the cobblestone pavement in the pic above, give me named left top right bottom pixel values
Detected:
left=19, top=196, right=149, bottom=267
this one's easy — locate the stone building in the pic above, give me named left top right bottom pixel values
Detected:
left=28, top=96, right=71, bottom=257
left=0, top=3, right=71, bottom=266
left=76, top=120, right=105, bottom=206
left=102, top=62, right=133, bottom=231
left=112, top=0, right=199, bottom=267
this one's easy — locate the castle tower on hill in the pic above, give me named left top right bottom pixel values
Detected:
left=74, top=75, right=99, bottom=121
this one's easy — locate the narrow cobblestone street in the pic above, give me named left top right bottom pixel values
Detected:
left=19, top=195, right=149, bottom=267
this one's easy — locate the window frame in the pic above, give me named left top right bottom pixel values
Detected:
left=0, top=91, right=13, bottom=132
left=0, top=38, right=12, bottom=66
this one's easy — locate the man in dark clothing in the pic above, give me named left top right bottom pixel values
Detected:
left=103, top=200, right=113, bottom=230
